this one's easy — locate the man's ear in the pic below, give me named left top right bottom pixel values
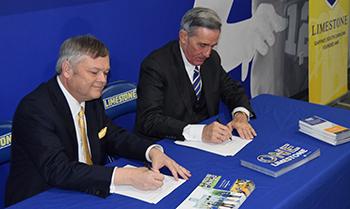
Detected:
left=179, top=29, right=188, bottom=45
left=61, top=60, right=72, bottom=79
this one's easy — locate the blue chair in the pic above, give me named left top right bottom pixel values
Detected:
left=102, top=80, right=137, bottom=163
left=0, top=122, right=12, bottom=209
left=102, top=80, right=137, bottom=120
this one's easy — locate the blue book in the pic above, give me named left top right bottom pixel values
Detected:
left=240, top=142, right=320, bottom=177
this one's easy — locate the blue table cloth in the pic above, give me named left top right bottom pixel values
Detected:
left=7, top=94, right=350, bottom=209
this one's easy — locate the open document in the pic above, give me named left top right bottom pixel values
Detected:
left=110, top=165, right=186, bottom=204
left=175, top=136, right=251, bottom=156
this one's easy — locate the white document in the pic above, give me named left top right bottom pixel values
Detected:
left=175, top=136, right=251, bottom=156
left=110, top=165, right=186, bottom=204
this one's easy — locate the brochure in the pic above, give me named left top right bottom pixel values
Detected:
left=299, top=116, right=350, bottom=140
left=299, top=127, right=350, bottom=146
left=177, top=174, right=255, bottom=209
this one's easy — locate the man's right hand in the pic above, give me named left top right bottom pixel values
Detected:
left=114, top=167, right=164, bottom=190
left=202, top=121, right=232, bottom=143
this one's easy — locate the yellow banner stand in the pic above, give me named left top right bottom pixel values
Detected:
left=309, top=0, right=349, bottom=104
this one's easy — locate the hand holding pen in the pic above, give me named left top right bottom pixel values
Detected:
left=113, top=165, right=164, bottom=190
left=113, top=149, right=190, bottom=190
left=216, top=118, right=233, bottom=141
left=202, top=118, right=233, bottom=144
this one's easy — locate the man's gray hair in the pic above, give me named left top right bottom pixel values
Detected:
left=180, top=7, right=222, bottom=36
left=55, top=34, right=109, bottom=74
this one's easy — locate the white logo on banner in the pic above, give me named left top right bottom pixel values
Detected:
left=194, top=0, right=287, bottom=81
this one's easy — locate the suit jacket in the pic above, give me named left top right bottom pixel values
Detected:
left=5, top=77, right=153, bottom=206
left=136, top=41, right=254, bottom=140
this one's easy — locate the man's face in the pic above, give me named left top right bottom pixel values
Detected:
left=179, top=27, right=220, bottom=66
left=63, top=55, right=110, bottom=103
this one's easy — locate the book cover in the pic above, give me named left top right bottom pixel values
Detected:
left=177, top=174, right=254, bottom=209
left=299, top=116, right=350, bottom=140
left=240, top=142, right=320, bottom=177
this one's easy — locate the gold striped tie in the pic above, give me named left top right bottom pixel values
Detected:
left=78, top=107, right=93, bottom=165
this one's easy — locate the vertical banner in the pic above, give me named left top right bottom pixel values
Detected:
left=309, top=0, right=349, bottom=104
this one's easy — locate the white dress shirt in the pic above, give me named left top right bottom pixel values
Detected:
left=179, top=46, right=251, bottom=141
left=57, top=76, right=91, bottom=163
left=57, top=76, right=163, bottom=189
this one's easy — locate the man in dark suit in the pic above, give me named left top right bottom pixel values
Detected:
left=136, top=7, right=257, bottom=143
left=5, top=35, right=190, bottom=207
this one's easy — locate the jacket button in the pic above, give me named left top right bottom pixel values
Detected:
left=95, top=190, right=101, bottom=195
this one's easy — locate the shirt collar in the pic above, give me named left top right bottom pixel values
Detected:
left=179, top=44, right=200, bottom=81
left=179, top=45, right=200, bottom=74
left=56, top=76, right=85, bottom=117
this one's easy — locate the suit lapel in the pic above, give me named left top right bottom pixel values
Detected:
left=47, top=77, right=78, bottom=160
left=171, top=42, right=195, bottom=113
left=85, top=101, right=100, bottom=164
left=200, top=61, right=216, bottom=116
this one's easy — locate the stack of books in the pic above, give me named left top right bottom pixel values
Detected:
left=299, top=115, right=350, bottom=146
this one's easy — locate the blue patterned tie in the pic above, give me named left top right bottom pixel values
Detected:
left=193, top=66, right=202, bottom=100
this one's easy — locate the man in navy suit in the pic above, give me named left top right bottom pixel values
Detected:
left=5, top=35, right=190, bottom=206
left=136, top=7, right=257, bottom=143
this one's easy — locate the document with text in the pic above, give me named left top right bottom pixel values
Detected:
left=110, top=165, right=186, bottom=204
left=175, top=136, right=251, bottom=156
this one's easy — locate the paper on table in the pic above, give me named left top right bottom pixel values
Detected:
left=175, top=136, right=251, bottom=156
left=110, top=165, right=186, bottom=204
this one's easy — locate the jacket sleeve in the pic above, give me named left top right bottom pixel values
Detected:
left=135, top=58, right=187, bottom=140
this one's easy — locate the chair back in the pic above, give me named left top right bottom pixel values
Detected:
left=0, top=122, right=11, bottom=165
left=102, top=80, right=137, bottom=163
left=0, top=122, right=12, bottom=209
left=102, top=80, right=137, bottom=119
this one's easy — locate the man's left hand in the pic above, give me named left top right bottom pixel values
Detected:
left=149, top=148, right=191, bottom=181
left=227, top=112, right=257, bottom=140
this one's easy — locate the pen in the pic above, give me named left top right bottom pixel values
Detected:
left=216, top=117, right=233, bottom=141
left=144, top=162, right=161, bottom=174
left=144, top=162, right=152, bottom=170
left=144, top=162, right=160, bottom=172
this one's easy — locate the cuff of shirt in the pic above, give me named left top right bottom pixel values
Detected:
left=145, top=144, right=164, bottom=162
left=182, top=124, right=205, bottom=141
left=232, top=107, right=251, bottom=121
left=109, top=167, right=118, bottom=191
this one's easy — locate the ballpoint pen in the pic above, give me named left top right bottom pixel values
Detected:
left=216, top=117, right=233, bottom=141
left=144, top=162, right=159, bottom=172
left=144, top=162, right=153, bottom=170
